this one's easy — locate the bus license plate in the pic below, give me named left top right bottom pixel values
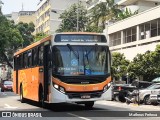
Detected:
left=81, top=95, right=91, bottom=99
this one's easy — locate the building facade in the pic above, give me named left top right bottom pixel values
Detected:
left=86, top=0, right=106, bottom=10
left=106, top=0, right=160, bottom=60
left=15, top=11, right=36, bottom=25
left=116, top=0, right=160, bottom=13
left=5, top=11, right=36, bottom=25
left=5, top=12, right=18, bottom=23
left=36, top=0, right=79, bottom=34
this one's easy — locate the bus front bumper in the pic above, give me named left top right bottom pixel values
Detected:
left=50, top=86, right=112, bottom=103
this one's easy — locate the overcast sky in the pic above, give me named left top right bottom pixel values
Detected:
left=1, top=0, right=39, bottom=14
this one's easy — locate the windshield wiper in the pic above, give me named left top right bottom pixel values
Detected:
left=67, top=44, right=79, bottom=59
left=85, top=44, right=98, bottom=57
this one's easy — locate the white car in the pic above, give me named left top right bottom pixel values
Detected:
left=149, top=84, right=160, bottom=105
left=139, top=83, right=160, bottom=105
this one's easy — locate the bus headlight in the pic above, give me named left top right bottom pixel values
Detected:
left=59, top=87, right=65, bottom=94
left=108, top=83, right=111, bottom=87
left=54, top=84, right=59, bottom=89
left=103, top=82, right=111, bottom=92
left=103, top=85, right=108, bottom=92
left=53, top=83, right=66, bottom=94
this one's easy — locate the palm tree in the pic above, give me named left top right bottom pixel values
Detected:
left=88, top=0, right=121, bottom=29
left=116, top=8, right=138, bottom=20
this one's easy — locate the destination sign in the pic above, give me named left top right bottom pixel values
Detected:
left=54, top=34, right=107, bottom=43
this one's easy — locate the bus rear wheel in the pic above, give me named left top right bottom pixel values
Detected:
left=20, top=86, right=25, bottom=103
left=84, top=101, right=94, bottom=109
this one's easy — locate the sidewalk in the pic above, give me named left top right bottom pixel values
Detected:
left=95, top=100, right=160, bottom=111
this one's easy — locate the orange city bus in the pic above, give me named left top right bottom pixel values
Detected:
left=13, top=32, right=112, bottom=108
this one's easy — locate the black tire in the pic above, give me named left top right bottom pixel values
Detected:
left=84, top=101, right=94, bottom=109
left=144, top=95, right=151, bottom=105
left=114, top=95, right=119, bottom=101
left=1, top=89, right=4, bottom=92
left=39, top=88, right=46, bottom=108
left=20, top=86, right=25, bottom=103
left=151, top=102, right=159, bottom=106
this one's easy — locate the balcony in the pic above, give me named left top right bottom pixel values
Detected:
left=117, top=0, right=138, bottom=5
left=122, top=5, right=139, bottom=13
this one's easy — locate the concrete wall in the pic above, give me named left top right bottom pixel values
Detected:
left=112, top=42, right=159, bottom=61
left=107, top=5, right=160, bottom=34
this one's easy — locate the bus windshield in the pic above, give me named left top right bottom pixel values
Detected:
left=52, top=45, right=110, bottom=76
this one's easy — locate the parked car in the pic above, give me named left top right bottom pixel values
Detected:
left=0, top=80, right=13, bottom=92
left=131, top=80, right=153, bottom=89
left=112, top=84, right=136, bottom=102
left=133, top=83, right=160, bottom=105
left=149, top=84, right=160, bottom=105
left=157, top=94, right=160, bottom=103
left=112, top=81, right=153, bottom=103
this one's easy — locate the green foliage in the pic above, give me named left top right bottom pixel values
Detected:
left=85, top=25, right=103, bottom=33
left=117, top=8, right=138, bottom=20
left=111, top=52, right=130, bottom=81
left=16, top=22, right=35, bottom=47
left=88, top=0, right=121, bottom=29
left=128, top=45, right=160, bottom=81
left=0, top=14, right=23, bottom=68
left=34, top=32, right=48, bottom=42
left=56, top=3, right=88, bottom=32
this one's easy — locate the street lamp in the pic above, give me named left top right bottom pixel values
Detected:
left=76, top=0, right=79, bottom=32
left=51, top=9, right=77, bottom=30
left=51, top=0, right=81, bottom=32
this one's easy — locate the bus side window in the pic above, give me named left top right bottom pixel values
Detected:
left=28, top=50, right=32, bottom=67
left=23, top=52, right=28, bottom=68
left=14, top=57, right=17, bottom=70
left=38, top=45, right=43, bottom=66
left=19, top=54, right=23, bottom=69
left=33, top=47, right=38, bottom=66
left=32, top=48, right=35, bottom=66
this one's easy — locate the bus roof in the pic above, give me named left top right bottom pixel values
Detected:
left=14, top=32, right=105, bottom=56
left=14, top=35, right=52, bottom=56
left=58, top=32, right=103, bottom=35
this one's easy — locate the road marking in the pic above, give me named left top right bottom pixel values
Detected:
left=67, top=113, right=91, bottom=120
left=4, top=104, right=18, bottom=109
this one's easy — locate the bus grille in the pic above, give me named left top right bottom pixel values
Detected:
left=66, top=91, right=103, bottom=99
left=54, top=75, right=109, bottom=84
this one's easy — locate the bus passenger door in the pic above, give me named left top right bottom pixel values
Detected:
left=43, top=43, right=51, bottom=101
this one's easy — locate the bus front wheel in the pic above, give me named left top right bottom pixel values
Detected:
left=39, top=89, right=45, bottom=108
left=84, top=101, right=94, bottom=109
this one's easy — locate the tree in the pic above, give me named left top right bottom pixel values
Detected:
left=34, top=32, right=48, bottom=42
left=88, top=0, right=121, bottom=30
left=0, top=15, right=23, bottom=68
left=129, top=50, right=158, bottom=81
left=16, top=22, right=35, bottom=47
left=116, top=8, right=138, bottom=20
left=111, top=52, right=130, bottom=82
left=56, top=3, right=88, bottom=32
left=85, top=25, right=103, bottom=33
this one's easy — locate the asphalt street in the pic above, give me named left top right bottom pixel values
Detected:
left=0, top=92, right=160, bottom=120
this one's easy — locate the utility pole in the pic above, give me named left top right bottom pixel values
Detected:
left=76, top=0, right=79, bottom=32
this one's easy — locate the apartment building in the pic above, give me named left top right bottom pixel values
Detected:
left=36, top=0, right=78, bottom=34
left=5, top=12, right=18, bottom=23
left=15, top=11, right=36, bottom=25
left=106, top=0, right=160, bottom=60
left=5, top=11, right=36, bottom=25
left=117, top=0, right=160, bottom=13
left=86, top=0, right=106, bottom=10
